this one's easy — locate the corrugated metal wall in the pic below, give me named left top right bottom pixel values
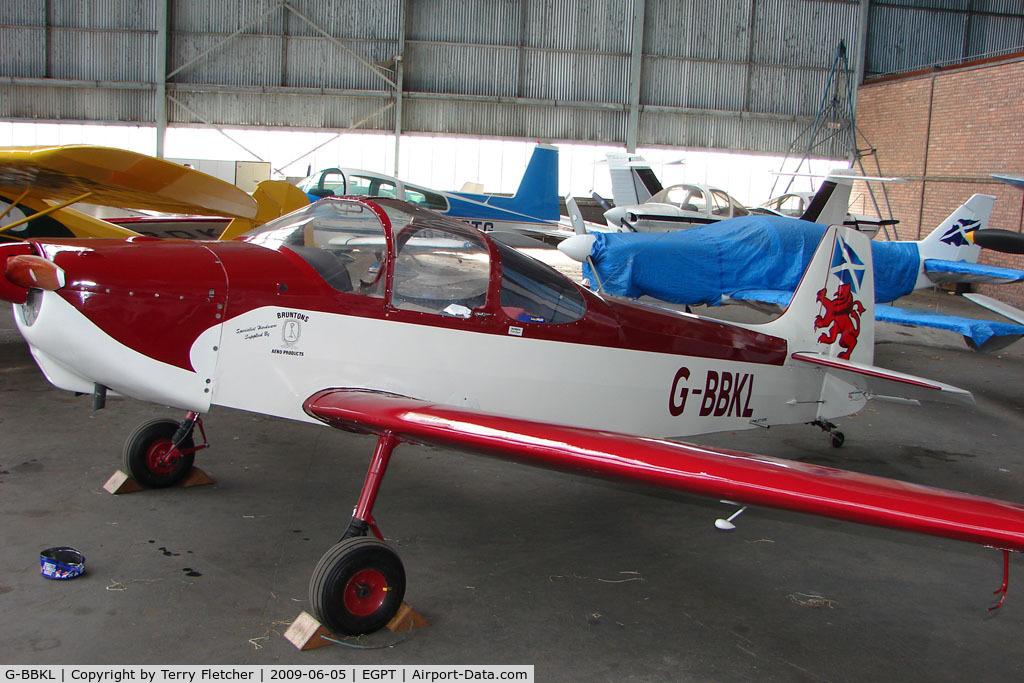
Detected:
left=1, top=0, right=1021, bottom=153
left=867, top=0, right=1024, bottom=76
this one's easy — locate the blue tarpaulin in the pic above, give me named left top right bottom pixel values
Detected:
left=584, top=215, right=921, bottom=305
left=875, top=304, right=1024, bottom=348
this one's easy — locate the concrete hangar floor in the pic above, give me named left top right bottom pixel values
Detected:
left=1, top=291, right=1023, bottom=682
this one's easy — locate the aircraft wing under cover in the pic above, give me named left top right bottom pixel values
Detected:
left=923, top=258, right=1024, bottom=285
left=303, top=388, right=1024, bottom=552
left=726, top=288, right=793, bottom=307
left=876, top=303, right=1024, bottom=350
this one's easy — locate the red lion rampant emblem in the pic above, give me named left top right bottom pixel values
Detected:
left=813, top=283, right=865, bottom=360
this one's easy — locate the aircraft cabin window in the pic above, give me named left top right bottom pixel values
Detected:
left=497, top=242, right=585, bottom=324
left=297, top=170, right=345, bottom=197
left=242, top=200, right=387, bottom=297
left=391, top=223, right=490, bottom=316
left=348, top=175, right=398, bottom=199
left=319, top=171, right=346, bottom=196
left=658, top=185, right=705, bottom=213
left=776, top=194, right=804, bottom=216
left=710, top=190, right=730, bottom=216
left=405, top=185, right=450, bottom=212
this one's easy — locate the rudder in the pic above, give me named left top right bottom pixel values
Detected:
left=508, top=144, right=560, bottom=220
left=755, top=226, right=876, bottom=365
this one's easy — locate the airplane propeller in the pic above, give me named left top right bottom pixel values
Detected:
left=590, top=191, right=613, bottom=212
left=972, top=228, right=1024, bottom=254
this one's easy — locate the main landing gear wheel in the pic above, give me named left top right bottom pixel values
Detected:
left=310, top=536, right=406, bottom=636
left=122, top=418, right=195, bottom=488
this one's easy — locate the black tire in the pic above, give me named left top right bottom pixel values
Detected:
left=122, top=418, right=195, bottom=488
left=310, top=537, right=406, bottom=636
left=830, top=431, right=845, bottom=449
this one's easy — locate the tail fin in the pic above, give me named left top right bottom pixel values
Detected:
left=606, top=153, right=663, bottom=207
left=756, top=225, right=875, bottom=364
left=219, top=180, right=310, bottom=240
left=505, top=144, right=560, bottom=220
left=916, top=194, right=995, bottom=265
left=800, top=169, right=857, bottom=225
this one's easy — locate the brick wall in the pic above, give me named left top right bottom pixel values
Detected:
left=853, top=57, right=1024, bottom=307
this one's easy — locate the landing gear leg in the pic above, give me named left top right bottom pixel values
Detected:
left=309, top=432, right=407, bottom=636
left=122, top=412, right=209, bottom=488
left=810, top=419, right=845, bottom=448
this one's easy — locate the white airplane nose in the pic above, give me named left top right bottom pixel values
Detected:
left=557, top=234, right=597, bottom=262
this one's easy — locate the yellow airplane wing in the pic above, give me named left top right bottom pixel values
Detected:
left=1, top=195, right=142, bottom=241
left=0, top=145, right=257, bottom=219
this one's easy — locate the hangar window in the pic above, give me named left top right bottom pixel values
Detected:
left=497, top=242, right=585, bottom=324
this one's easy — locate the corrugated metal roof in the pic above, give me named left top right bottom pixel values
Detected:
left=1, top=0, right=1021, bottom=154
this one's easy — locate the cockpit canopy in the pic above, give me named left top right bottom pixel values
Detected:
left=649, top=184, right=748, bottom=218
left=242, top=197, right=586, bottom=324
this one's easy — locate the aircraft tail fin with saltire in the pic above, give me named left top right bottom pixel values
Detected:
left=916, top=194, right=994, bottom=265
left=753, top=225, right=973, bottom=407
left=755, top=225, right=875, bottom=365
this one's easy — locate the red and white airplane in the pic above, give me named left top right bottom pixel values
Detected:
left=3, top=196, right=1024, bottom=637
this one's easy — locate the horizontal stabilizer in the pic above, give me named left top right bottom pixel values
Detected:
left=726, top=288, right=792, bottom=307
left=876, top=303, right=1024, bottom=351
left=790, top=352, right=974, bottom=405
left=963, top=293, right=1024, bottom=325
left=923, top=258, right=1024, bottom=285
left=304, top=388, right=1022, bottom=551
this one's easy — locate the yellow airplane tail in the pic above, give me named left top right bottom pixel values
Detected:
left=218, top=180, right=310, bottom=240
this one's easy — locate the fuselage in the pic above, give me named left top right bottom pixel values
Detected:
left=6, top=198, right=866, bottom=439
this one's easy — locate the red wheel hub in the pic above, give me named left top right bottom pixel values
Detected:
left=145, top=440, right=181, bottom=475
left=343, top=569, right=389, bottom=616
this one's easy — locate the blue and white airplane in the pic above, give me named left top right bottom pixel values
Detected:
left=560, top=193, right=1024, bottom=352
left=296, top=144, right=568, bottom=239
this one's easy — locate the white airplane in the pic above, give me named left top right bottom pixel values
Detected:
left=598, top=154, right=890, bottom=234
left=600, top=153, right=751, bottom=231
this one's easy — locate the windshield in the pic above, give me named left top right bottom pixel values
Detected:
left=243, top=200, right=388, bottom=295
left=652, top=184, right=706, bottom=213
left=391, top=221, right=491, bottom=316
left=497, top=241, right=585, bottom=324
left=240, top=197, right=584, bottom=323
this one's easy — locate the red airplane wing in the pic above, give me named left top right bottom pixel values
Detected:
left=304, top=388, right=1024, bottom=553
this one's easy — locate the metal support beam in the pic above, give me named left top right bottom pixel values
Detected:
left=165, top=2, right=284, bottom=81
left=625, top=0, right=646, bottom=152
left=853, top=0, right=870, bottom=111
left=167, top=94, right=270, bottom=168
left=155, top=0, right=168, bottom=158
left=278, top=101, right=395, bottom=174
left=393, top=0, right=407, bottom=176
left=282, top=1, right=396, bottom=88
